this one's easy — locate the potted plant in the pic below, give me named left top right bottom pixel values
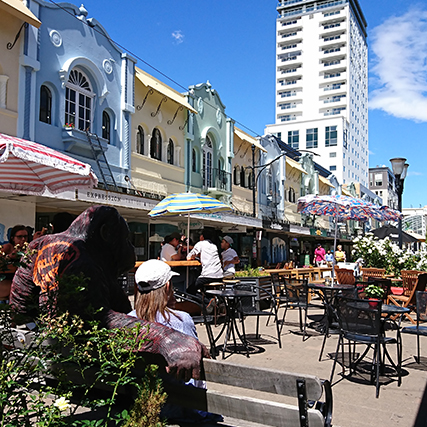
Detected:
left=364, top=284, right=385, bottom=308
left=235, top=267, right=271, bottom=310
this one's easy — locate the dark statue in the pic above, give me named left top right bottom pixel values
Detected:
left=10, top=206, right=208, bottom=380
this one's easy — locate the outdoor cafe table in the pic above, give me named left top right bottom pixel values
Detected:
left=205, top=289, right=256, bottom=359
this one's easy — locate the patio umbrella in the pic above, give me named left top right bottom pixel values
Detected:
left=372, top=225, right=418, bottom=244
left=149, top=192, right=232, bottom=242
left=297, top=194, right=402, bottom=276
left=148, top=192, right=232, bottom=286
left=0, top=133, right=98, bottom=195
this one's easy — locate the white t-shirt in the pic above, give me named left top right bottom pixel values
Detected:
left=187, top=240, right=223, bottom=278
left=160, top=243, right=177, bottom=262
left=222, top=247, right=238, bottom=276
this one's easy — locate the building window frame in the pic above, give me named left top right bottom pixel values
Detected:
left=65, top=69, right=94, bottom=131
left=325, top=125, right=338, bottom=147
left=150, top=128, right=162, bottom=160
left=102, top=110, right=111, bottom=143
left=306, top=128, right=318, bottom=149
left=167, top=139, right=174, bottom=165
left=39, top=85, right=52, bottom=124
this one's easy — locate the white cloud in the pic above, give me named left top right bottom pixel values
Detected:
left=369, top=9, right=427, bottom=122
left=408, top=171, right=423, bottom=176
left=171, top=30, right=184, bottom=44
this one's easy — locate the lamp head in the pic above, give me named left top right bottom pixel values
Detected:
left=401, top=163, right=409, bottom=180
left=390, top=158, right=407, bottom=176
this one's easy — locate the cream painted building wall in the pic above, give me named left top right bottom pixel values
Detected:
left=131, top=68, right=195, bottom=197
left=0, top=198, right=36, bottom=243
left=231, top=128, right=265, bottom=216
left=0, top=2, right=40, bottom=136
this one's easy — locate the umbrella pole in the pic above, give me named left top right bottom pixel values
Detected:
left=332, top=218, right=338, bottom=282
left=186, top=213, right=190, bottom=290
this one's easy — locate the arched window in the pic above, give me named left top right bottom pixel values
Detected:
left=65, top=69, right=93, bottom=131
left=289, top=187, right=296, bottom=203
left=167, top=139, right=174, bottom=165
left=240, top=167, right=246, bottom=188
left=192, top=148, right=197, bottom=172
left=39, top=85, right=52, bottom=124
left=137, top=126, right=144, bottom=154
left=234, top=166, right=241, bottom=185
left=150, top=128, right=162, bottom=160
left=248, top=171, right=254, bottom=190
left=203, top=135, right=213, bottom=187
left=102, top=110, right=110, bottom=143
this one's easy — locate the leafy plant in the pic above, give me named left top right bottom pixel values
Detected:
left=364, top=284, right=385, bottom=299
left=0, top=274, right=167, bottom=426
left=0, top=242, right=36, bottom=281
left=235, top=266, right=269, bottom=277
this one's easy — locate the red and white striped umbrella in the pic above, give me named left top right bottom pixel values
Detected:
left=0, top=133, right=98, bottom=195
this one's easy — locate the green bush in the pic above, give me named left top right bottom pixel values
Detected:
left=0, top=274, right=167, bottom=427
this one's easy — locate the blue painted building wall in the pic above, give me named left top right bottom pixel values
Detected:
left=19, top=1, right=135, bottom=187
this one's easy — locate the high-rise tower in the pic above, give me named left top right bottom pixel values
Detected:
left=265, top=0, right=368, bottom=187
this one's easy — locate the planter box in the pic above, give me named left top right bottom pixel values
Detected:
left=234, top=276, right=272, bottom=310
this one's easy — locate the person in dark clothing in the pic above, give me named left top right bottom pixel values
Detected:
left=9, top=206, right=208, bottom=381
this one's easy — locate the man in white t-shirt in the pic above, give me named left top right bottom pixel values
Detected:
left=221, top=236, right=240, bottom=279
left=160, top=232, right=183, bottom=262
left=186, top=229, right=223, bottom=294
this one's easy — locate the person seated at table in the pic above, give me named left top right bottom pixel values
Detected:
left=335, top=245, right=346, bottom=263
left=221, top=236, right=240, bottom=279
left=128, top=260, right=223, bottom=424
left=160, top=232, right=183, bottom=262
left=2, top=225, right=28, bottom=255
left=186, top=229, right=223, bottom=295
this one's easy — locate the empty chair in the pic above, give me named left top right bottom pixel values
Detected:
left=330, top=296, right=402, bottom=398
left=388, top=272, right=427, bottom=324
left=234, top=283, right=281, bottom=348
left=271, top=276, right=322, bottom=341
left=402, top=291, right=427, bottom=363
left=361, top=267, right=386, bottom=282
left=334, top=267, right=355, bottom=285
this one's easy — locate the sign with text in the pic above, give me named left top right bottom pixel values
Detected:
left=77, top=189, right=158, bottom=211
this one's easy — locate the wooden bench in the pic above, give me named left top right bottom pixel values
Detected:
left=166, top=359, right=333, bottom=427
left=4, top=327, right=332, bottom=427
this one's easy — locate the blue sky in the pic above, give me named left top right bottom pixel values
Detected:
left=78, top=0, right=426, bottom=208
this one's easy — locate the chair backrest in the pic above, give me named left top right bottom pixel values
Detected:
left=335, top=267, right=355, bottom=285
left=361, top=267, right=386, bottom=282
left=234, top=283, right=275, bottom=312
left=401, top=270, right=425, bottom=298
left=416, top=291, right=427, bottom=323
left=335, top=296, right=382, bottom=336
left=359, top=278, right=392, bottom=301
left=407, top=273, right=427, bottom=306
left=281, top=277, right=309, bottom=304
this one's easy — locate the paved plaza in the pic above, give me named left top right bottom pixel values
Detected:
left=194, top=304, right=427, bottom=427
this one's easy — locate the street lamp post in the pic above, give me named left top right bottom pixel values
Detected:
left=250, top=145, right=287, bottom=218
left=390, top=157, right=409, bottom=249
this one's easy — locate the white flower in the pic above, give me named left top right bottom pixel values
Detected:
left=53, top=396, right=70, bottom=412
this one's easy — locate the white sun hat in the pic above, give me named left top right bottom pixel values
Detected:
left=135, top=259, right=179, bottom=294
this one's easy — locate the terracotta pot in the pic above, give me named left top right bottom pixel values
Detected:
left=368, top=298, right=379, bottom=308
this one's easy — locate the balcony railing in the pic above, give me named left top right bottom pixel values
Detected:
left=202, top=168, right=231, bottom=193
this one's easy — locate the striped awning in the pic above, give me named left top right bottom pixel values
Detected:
left=148, top=192, right=232, bottom=217
left=0, top=133, right=98, bottom=195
